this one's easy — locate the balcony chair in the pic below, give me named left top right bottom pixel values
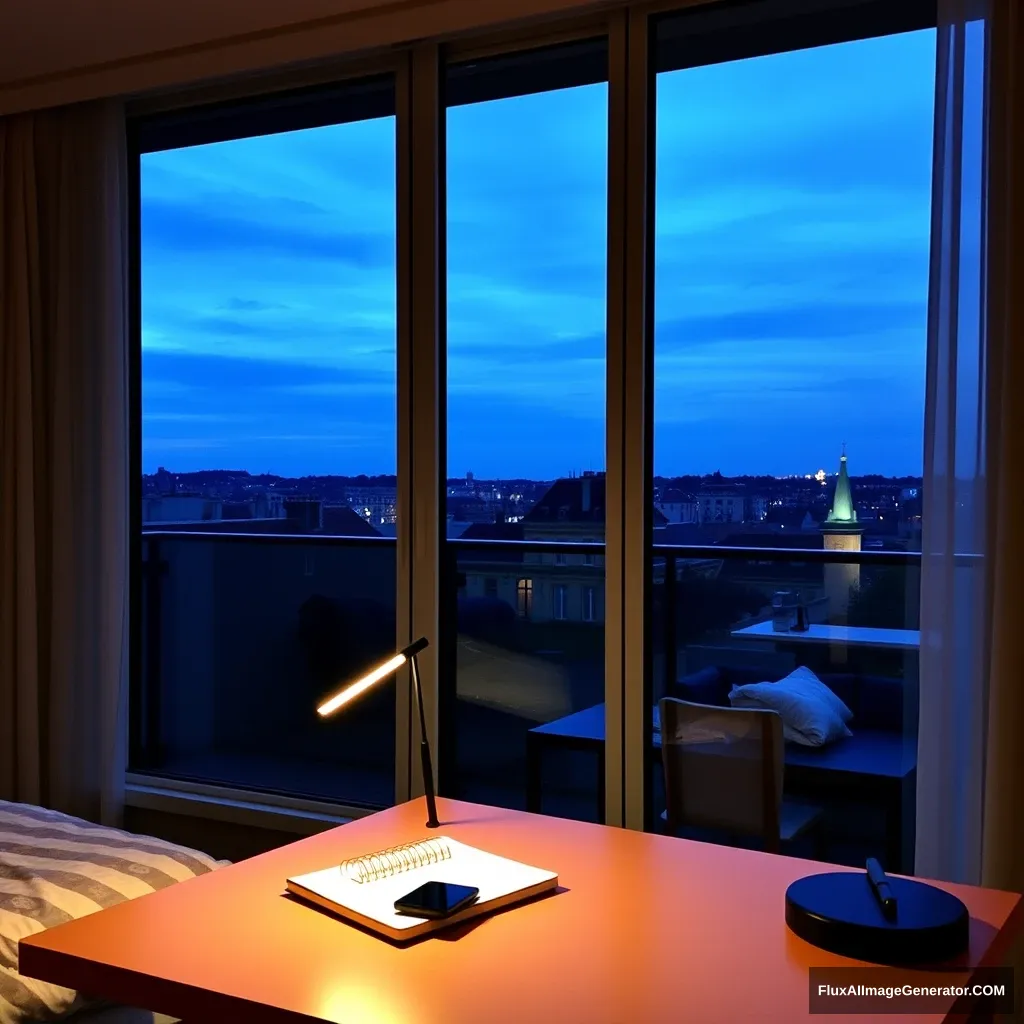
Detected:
left=658, top=697, right=826, bottom=857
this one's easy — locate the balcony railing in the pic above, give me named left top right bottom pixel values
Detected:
left=137, top=529, right=944, bottom=861
left=136, top=530, right=398, bottom=807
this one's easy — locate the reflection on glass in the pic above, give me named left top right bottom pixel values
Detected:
left=139, top=112, right=398, bottom=804
left=652, top=27, right=935, bottom=865
left=654, top=31, right=934, bottom=546
left=139, top=536, right=397, bottom=804
left=446, top=68, right=608, bottom=819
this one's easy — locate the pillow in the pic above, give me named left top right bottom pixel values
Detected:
left=0, top=800, right=226, bottom=1024
left=729, top=673, right=853, bottom=747
left=773, top=666, right=854, bottom=724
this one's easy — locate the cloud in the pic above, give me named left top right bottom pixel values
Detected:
left=142, top=298, right=397, bottom=371
left=655, top=300, right=926, bottom=348
left=143, top=350, right=394, bottom=393
left=139, top=29, right=934, bottom=478
left=144, top=412, right=257, bottom=424
left=142, top=194, right=395, bottom=269
left=221, top=298, right=284, bottom=312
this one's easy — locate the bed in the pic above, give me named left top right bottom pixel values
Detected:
left=0, top=800, right=226, bottom=1024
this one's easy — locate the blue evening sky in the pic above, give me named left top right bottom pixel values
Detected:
left=141, top=28, right=936, bottom=480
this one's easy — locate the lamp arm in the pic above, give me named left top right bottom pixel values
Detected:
left=409, top=652, right=440, bottom=829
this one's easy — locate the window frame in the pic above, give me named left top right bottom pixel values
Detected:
left=554, top=583, right=569, bottom=620
left=440, top=34, right=614, bottom=814
left=516, top=577, right=535, bottom=619
left=643, top=0, right=937, bottom=832
left=127, top=61, right=408, bottom=816
left=124, top=0, right=938, bottom=832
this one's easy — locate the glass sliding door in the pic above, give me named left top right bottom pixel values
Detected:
left=650, top=1, right=935, bottom=868
left=443, top=41, right=610, bottom=819
left=135, top=78, right=399, bottom=808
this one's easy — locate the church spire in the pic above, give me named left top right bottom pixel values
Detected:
left=826, top=448, right=857, bottom=525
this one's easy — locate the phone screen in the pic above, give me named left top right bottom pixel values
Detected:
left=394, top=881, right=479, bottom=918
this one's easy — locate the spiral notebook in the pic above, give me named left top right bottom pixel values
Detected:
left=285, top=836, right=558, bottom=941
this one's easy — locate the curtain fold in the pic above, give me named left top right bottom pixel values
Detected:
left=916, top=0, right=991, bottom=886
left=0, top=101, right=129, bottom=825
left=918, top=0, right=1024, bottom=894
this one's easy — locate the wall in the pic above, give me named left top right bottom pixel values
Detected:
left=124, top=805, right=323, bottom=862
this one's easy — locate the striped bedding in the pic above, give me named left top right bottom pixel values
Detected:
left=0, top=800, right=225, bottom=1024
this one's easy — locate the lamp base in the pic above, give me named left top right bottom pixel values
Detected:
left=785, top=872, right=969, bottom=964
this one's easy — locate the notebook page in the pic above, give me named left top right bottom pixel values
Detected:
left=289, top=837, right=556, bottom=932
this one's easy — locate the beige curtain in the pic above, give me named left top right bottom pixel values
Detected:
left=0, top=101, right=129, bottom=825
left=981, top=0, right=1024, bottom=897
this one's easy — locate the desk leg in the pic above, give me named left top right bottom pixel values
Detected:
left=526, top=734, right=542, bottom=814
left=597, top=747, right=605, bottom=824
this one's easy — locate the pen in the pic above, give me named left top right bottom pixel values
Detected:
left=866, top=857, right=898, bottom=920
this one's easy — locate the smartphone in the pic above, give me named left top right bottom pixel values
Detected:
left=394, top=881, right=479, bottom=919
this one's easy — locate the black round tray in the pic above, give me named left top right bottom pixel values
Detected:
left=785, top=872, right=970, bottom=964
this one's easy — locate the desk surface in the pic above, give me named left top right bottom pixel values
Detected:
left=731, top=621, right=921, bottom=649
left=19, top=798, right=1021, bottom=1024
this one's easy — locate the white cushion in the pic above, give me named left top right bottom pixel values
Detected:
left=728, top=670, right=853, bottom=747
left=772, top=666, right=853, bottom=723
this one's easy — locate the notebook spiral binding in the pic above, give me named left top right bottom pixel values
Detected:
left=339, top=837, right=453, bottom=884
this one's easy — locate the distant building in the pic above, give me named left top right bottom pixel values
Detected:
left=346, top=487, right=397, bottom=526
left=820, top=449, right=863, bottom=620
left=763, top=506, right=819, bottom=532
left=283, top=498, right=322, bottom=532
left=460, top=472, right=669, bottom=625
left=154, top=466, right=176, bottom=495
left=321, top=505, right=385, bottom=538
left=656, top=488, right=698, bottom=524
left=696, top=476, right=764, bottom=524
left=253, top=492, right=286, bottom=520
left=142, top=495, right=222, bottom=523
left=221, top=501, right=255, bottom=520
left=447, top=495, right=498, bottom=524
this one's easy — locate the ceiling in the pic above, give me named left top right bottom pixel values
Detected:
left=0, top=0, right=607, bottom=115
left=0, top=0, right=400, bottom=87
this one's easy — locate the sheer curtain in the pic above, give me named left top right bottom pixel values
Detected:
left=917, top=0, right=1023, bottom=889
left=0, top=100, right=129, bottom=825
left=916, top=0, right=990, bottom=886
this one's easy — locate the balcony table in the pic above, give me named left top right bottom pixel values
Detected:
left=730, top=621, right=920, bottom=650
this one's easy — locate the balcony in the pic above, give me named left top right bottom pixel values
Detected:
left=137, top=531, right=930, bottom=867
left=651, top=543, right=922, bottom=870
left=443, top=538, right=606, bottom=824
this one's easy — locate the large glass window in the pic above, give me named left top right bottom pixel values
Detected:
left=127, top=5, right=942, bottom=849
left=651, top=6, right=934, bottom=868
left=444, top=42, right=609, bottom=820
left=135, top=79, right=398, bottom=807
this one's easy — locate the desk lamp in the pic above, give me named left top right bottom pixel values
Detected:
left=317, top=636, right=439, bottom=828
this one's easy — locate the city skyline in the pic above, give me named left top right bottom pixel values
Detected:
left=141, top=463, right=924, bottom=484
left=141, top=29, right=935, bottom=480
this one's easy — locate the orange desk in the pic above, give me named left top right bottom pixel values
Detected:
left=18, top=798, right=1023, bottom=1024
